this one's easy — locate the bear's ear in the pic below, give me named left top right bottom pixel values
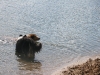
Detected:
left=23, top=35, right=27, bottom=37
left=19, top=34, right=23, bottom=37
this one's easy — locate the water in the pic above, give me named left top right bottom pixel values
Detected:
left=0, top=0, right=100, bottom=75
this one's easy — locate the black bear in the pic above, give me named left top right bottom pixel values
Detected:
left=15, top=34, right=42, bottom=60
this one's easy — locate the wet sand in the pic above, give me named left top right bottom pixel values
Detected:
left=52, top=56, right=100, bottom=75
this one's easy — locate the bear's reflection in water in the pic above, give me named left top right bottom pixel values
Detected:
left=16, top=54, right=43, bottom=75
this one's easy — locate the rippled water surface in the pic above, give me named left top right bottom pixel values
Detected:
left=0, top=0, right=100, bottom=75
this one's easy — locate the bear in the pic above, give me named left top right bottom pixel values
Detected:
left=26, top=34, right=40, bottom=41
left=15, top=34, right=42, bottom=60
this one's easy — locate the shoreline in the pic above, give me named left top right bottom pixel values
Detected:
left=52, top=55, right=100, bottom=75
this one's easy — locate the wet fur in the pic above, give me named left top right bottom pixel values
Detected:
left=15, top=35, right=42, bottom=59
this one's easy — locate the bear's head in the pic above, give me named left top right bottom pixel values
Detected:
left=26, top=34, right=40, bottom=41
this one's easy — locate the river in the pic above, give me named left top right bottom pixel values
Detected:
left=0, top=0, right=100, bottom=75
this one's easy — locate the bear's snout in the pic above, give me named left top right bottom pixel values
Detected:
left=33, top=37, right=40, bottom=41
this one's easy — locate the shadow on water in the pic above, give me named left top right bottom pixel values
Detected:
left=16, top=54, right=43, bottom=75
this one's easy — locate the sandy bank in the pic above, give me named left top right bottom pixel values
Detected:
left=52, top=56, right=100, bottom=75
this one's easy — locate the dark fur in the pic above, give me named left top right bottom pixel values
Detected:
left=15, top=36, right=42, bottom=59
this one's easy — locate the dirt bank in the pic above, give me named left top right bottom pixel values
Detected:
left=52, top=58, right=100, bottom=75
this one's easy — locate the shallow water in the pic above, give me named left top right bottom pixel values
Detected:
left=0, top=0, right=100, bottom=75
